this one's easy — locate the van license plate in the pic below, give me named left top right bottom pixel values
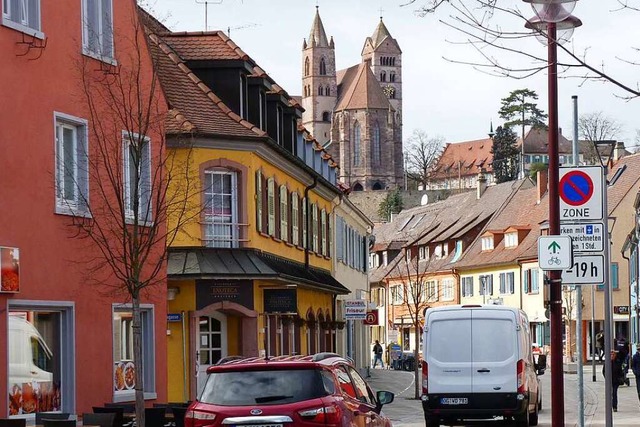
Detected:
left=441, top=398, right=468, bottom=405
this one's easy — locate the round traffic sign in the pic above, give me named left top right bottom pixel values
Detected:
left=559, top=170, right=594, bottom=206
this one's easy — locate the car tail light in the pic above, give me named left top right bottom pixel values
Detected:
left=517, top=359, right=526, bottom=394
left=298, top=405, right=341, bottom=425
left=185, top=409, right=217, bottom=427
left=421, top=360, right=429, bottom=394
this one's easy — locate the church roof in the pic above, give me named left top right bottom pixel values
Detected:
left=308, top=7, right=329, bottom=47
left=371, top=18, right=392, bottom=48
left=335, top=63, right=393, bottom=111
left=430, top=138, right=494, bottom=180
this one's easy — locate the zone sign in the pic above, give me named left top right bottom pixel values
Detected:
left=559, top=166, right=603, bottom=221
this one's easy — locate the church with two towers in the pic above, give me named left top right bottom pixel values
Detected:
left=301, top=8, right=404, bottom=191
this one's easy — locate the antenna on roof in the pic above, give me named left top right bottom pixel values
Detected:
left=195, top=0, right=223, bottom=31
left=227, top=23, right=259, bottom=37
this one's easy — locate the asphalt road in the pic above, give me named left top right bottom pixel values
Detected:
left=366, top=366, right=640, bottom=426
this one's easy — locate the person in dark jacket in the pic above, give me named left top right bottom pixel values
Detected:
left=603, top=350, right=625, bottom=411
left=372, top=340, right=384, bottom=369
left=632, top=344, right=640, bottom=402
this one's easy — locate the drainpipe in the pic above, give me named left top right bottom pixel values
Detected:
left=304, top=176, right=318, bottom=268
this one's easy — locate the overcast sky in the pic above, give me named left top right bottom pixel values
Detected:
left=150, top=0, right=640, bottom=150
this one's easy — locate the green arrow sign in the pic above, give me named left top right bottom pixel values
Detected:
left=548, top=241, right=561, bottom=253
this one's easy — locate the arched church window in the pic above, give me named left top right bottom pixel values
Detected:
left=372, top=121, right=381, bottom=165
left=318, top=86, right=323, bottom=96
left=325, top=85, right=330, bottom=96
left=353, top=183, right=364, bottom=191
left=392, top=57, right=396, bottom=66
left=390, top=72, right=396, bottom=83
left=305, top=57, right=310, bottom=76
left=372, top=182, right=383, bottom=190
left=319, top=57, right=327, bottom=75
left=322, top=111, right=331, bottom=122
left=353, top=121, right=361, bottom=166
left=380, top=71, right=386, bottom=82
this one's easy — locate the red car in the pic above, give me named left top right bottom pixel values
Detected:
left=185, top=353, right=395, bottom=427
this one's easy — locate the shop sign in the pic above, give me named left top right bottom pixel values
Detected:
left=363, top=310, right=379, bottom=325
left=345, top=300, right=367, bottom=319
left=0, top=246, right=20, bottom=293
left=614, top=306, right=630, bottom=315
left=196, top=280, right=254, bottom=310
left=167, top=313, right=182, bottom=322
left=264, top=289, right=297, bottom=313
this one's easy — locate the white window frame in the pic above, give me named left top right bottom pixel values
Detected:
left=426, top=280, right=438, bottom=302
left=123, top=132, right=152, bottom=222
left=505, top=232, right=518, bottom=248
left=461, top=276, right=474, bottom=297
left=112, top=303, right=157, bottom=402
left=391, top=285, right=403, bottom=305
left=82, top=0, right=115, bottom=63
left=481, top=236, right=494, bottom=251
left=442, top=278, right=454, bottom=301
left=291, top=192, right=299, bottom=245
left=54, top=112, right=90, bottom=217
left=203, top=169, right=238, bottom=248
left=2, top=0, right=44, bottom=39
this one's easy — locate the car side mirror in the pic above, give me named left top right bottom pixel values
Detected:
left=535, top=354, right=547, bottom=375
left=377, top=390, right=394, bottom=406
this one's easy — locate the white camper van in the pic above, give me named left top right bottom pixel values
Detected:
left=421, top=305, right=546, bottom=427
left=8, top=316, right=54, bottom=386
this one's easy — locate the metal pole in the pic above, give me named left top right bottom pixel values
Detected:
left=602, top=165, right=613, bottom=427
left=181, top=311, right=188, bottom=402
left=572, top=95, right=584, bottom=427
left=592, top=285, right=596, bottom=382
left=547, top=22, right=565, bottom=427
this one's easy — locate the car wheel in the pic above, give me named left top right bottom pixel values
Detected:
left=529, top=405, right=539, bottom=426
left=426, top=416, right=440, bottom=426
left=515, top=408, right=530, bottom=427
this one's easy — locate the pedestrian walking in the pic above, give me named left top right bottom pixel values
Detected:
left=372, top=340, right=384, bottom=369
left=596, top=331, right=605, bottom=361
left=603, top=350, right=625, bottom=412
left=631, top=343, right=640, bottom=402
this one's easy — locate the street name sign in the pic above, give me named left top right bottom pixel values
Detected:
left=344, top=300, right=367, bottom=320
left=562, top=254, right=605, bottom=285
left=559, top=166, right=603, bottom=221
left=538, top=236, right=573, bottom=270
left=560, top=222, right=604, bottom=252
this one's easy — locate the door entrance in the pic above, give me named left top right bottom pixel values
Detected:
left=196, top=313, right=227, bottom=396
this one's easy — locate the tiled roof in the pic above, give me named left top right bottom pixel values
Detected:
left=453, top=181, right=545, bottom=269
left=370, top=18, right=392, bottom=47
left=369, top=180, right=520, bottom=282
left=148, top=33, right=265, bottom=138
left=335, top=63, right=392, bottom=111
left=430, top=138, right=494, bottom=179
left=161, top=31, right=250, bottom=61
left=519, top=127, right=573, bottom=154
left=607, top=153, right=640, bottom=214
left=307, top=7, right=329, bottom=47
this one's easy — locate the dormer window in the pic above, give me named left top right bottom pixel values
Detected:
left=434, top=244, right=443, bottom=259
left=481, top=236, right=494, bottom=251
left=418, top=246, right=428, bottom=260
left=406, top=249, right=411, bottom=263
left=258, top=90, right=266, bottom=130
left=382, top=251, right=388, bottom=266
left=239, top=74, right=247, bottom=119
left=505, top=232, right=518, bottom=248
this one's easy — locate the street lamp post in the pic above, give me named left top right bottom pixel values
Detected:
left=523, top=2, right=582, bottom=426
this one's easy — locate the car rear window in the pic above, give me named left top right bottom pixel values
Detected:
left=472, top=318, right=515, bottom=362
left=199, top=368, right=331, bottom=406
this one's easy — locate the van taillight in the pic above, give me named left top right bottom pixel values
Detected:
left=298, top=405, right=341, bottom=425
left=185, top=409, right=216, bottom=427
left=516, top=359, right=526, bottom=394
left=421, top=360, right=429, bottom=395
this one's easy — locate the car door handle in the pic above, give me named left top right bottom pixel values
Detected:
left=477, top=368, right=491, bottom=373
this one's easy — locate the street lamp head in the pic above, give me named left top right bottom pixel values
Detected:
left=525, top=15, right=582, bottom=45
left=524, top=0, right=577, bottom=23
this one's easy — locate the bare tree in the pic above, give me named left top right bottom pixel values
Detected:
left=579, top=111, right=623, bottom=164
left=405, top=129, right=445, bottom=189
left=69, top=12, right=198, bottom=426
left=401, top=0, right=640, bottom=99
left=387, top=247, right=443, bottom=399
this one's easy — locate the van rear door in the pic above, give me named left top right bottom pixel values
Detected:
left=427, top=309, right=473, bottom=394
left=471, top=309, right=518, bottom=394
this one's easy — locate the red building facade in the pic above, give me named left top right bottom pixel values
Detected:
left=0, top=0, right=167, bottom=417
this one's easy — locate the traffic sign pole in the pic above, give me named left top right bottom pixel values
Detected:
left=601, top=166, right=613, bottom=427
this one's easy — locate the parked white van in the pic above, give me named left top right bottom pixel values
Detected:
left=8, top=316, right=54, bottom=386
left=421, top=305, right=546, bottom=427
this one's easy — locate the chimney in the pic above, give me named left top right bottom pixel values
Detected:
left=537, top=168, right=548, bottom=204
left=613, top=141, right=626, bottom=162
left=477, top=168, right=487, bottom=199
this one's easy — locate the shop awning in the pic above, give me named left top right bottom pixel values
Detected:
left=167, top=247, right=350, bottom=295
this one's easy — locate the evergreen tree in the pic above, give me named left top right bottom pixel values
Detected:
left=498, top=89, right=547, bottom=131
left=378, top=189, right=404, bottom=222
left=491, top=126, right=519, bottom=183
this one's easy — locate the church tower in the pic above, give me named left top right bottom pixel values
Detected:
left=362, top=17, right=402, bottom=121
left=301, top=7, right=337, bottom=145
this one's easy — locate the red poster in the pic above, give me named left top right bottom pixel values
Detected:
left=0, top=247, right=20, bottom=293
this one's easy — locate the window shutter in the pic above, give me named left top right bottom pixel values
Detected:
left=301, top=197, right=307, bottom=248
left=267, top=178, right=275, bottom=235
left=499, top=273, right=505, bottom=294
left=523, top=270, right=530, bottom=294
left=274, top=181, right=281, bottom=237
left=102, top=0, right=114, bottom=58
left=328, top=214, right=332, bottom=259
left=255, top=170, right=262, bottom=233
left=280, top=186, right=288, bottom=241
left=262, top=175, right=268, bottom=232
left=321, top=209, right=326, bottom=256
left=291, top=193, right=298, bottom=245
left=312, top=203, right=318, bottom=252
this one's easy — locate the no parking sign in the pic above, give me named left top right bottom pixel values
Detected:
left=559, top=166, right=603, bottom=221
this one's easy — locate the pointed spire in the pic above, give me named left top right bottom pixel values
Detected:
left=488, top=120, right=495, bottom=139
left=371, top=18, right=392, bottom=47
left=308, top=6, right=329, bottom=48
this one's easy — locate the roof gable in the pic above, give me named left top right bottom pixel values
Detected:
left=335, top=63, right=392, bottom=111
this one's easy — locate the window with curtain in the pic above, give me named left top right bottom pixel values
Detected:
left=372, top=122, right=381, bottom=165
left=353, top=122, right=361, bottom=166
left=204, top=169, right=238, bottom=248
